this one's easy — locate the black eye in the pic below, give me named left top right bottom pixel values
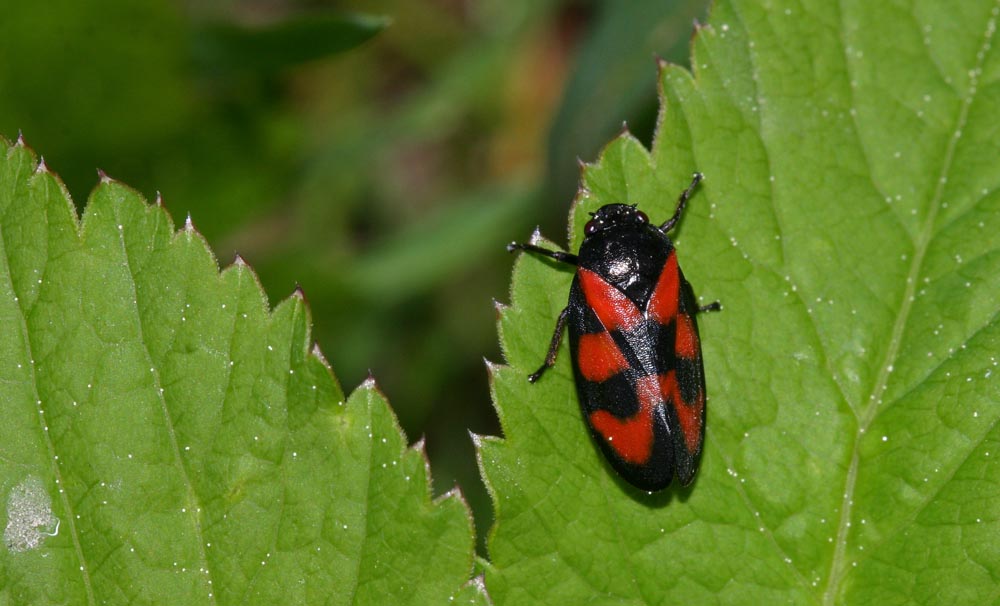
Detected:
left=636, top=211, right=649, bottom=223
left=585, top=219, right=598, bottom=235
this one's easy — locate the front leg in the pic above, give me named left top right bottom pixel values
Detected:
left=507, top=242, right=579, bottom=266
left=527, top=306, right=571, bottom=383
left=659, top=172, right=704, bottom=233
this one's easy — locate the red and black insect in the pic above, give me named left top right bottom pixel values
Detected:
left=507, top=173, right=719, bottom=491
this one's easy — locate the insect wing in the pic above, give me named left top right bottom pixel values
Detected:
left=645, top=251, right=707, bottom=485
left=569, top=270, right=677, bottom=491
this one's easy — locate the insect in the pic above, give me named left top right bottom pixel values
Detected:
left=507, top=173, right=719, bottom=491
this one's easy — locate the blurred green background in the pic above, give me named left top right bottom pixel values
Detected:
left=0, top=0, right=707, bottom=550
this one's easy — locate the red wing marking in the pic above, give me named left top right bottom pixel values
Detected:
left=588, top=375, right=658, bottom=465
left=659, top=371, right=702, bottom=454
left=578, top=269, right=643, bottom=332
left=675, top=312, right=699, bottom=359
left=646, top=252, right=679, bottom=325
left=577, top=332, right=629, bottom=382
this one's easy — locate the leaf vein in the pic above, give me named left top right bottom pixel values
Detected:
left=851, top=411, right=999, bottom=574
left=824, top=1, right=1000, bottom=602
left=705, top=432, right=818, bottom=600
left=115, top=215, right=216, bottom=604
left=4, top=162, right=96, bottom=604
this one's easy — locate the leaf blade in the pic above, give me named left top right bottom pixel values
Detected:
left=0, top=138, right=476, bottom=604
left=484, top=0, right=1000, bottom=603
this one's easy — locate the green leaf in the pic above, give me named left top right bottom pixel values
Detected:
left=194, top=12, right=390, bottom=73
left=0, top=138, right=476, bottom=605
left=546, top=0, right=708, bottom=198
left=484, top=0, right=1000, bottom=604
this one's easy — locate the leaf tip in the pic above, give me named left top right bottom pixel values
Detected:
left=483, top=358, right=502, bottom=379
left=311, top=342, right=330, bottom=368
left=184, top=213, right=195, bottom=233
left=468, top=430, right=485, bottom=450
left=154, top=191, right=164, bottom=207
left=233, top=253, right=247, bottom=267
left=528, top=227, right=543, bottom=246
left=470, top=431, right=502, bottom=507
left=35, top=156, right=48, bottom=175
left=96, top=168, right=113, bottom=184
left=15, top=130, right=25, bottom=147
left=617, top=121, right=631, bottom=137
left=411, top=435, right=427, bottom=457
left=292, top=283, right=307, bottom=300
left=656, top=55, right=682, bottom=80
left=363, top=370, right=377, bottom=389
left=434, top=484, right=466, bottom=505
left=575, top=156, right=596, bottom=186
left=492, top=298, right=508, bottom=319
left=464, top=575, right=491, bottom=603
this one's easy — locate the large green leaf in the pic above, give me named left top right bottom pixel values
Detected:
left=0, top=138, right=482, bottom=605
left=483, top=0, right=1000, bottom=603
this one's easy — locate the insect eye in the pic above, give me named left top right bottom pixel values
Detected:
left=636, top=211, right=649, bottom=224
left=584, top=219, right=599, bottom=235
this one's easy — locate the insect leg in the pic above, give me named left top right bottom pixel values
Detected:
left=659, top=172, right=704, bottom=233
left=697, top=301, right=721, bottom=313
left=507, top=242, right=578, bottom=266
left=528, top=306, right=571, bottom=383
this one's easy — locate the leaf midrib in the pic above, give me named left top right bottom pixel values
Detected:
left=822, top=2, right=1000, bottom=602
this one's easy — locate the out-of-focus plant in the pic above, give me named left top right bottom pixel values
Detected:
left=0, top=0, right=707, bottom=551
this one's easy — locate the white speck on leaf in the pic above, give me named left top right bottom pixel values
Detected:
left=4, top=476, right=58, bottom=552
